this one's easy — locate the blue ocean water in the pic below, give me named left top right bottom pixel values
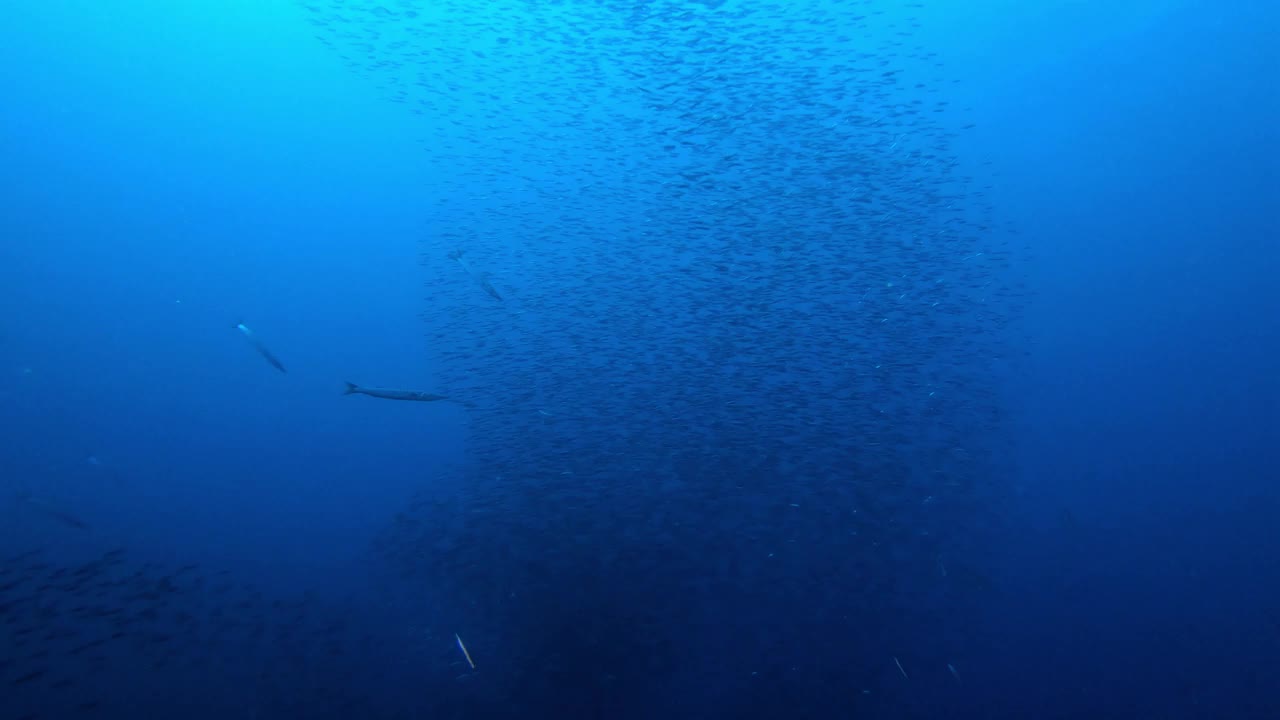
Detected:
left=1, top=1, right=1275, bottom=718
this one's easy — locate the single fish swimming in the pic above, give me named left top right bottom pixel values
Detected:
left=449, top=249, right=503, bottom=301
left=344, top=382, right=448, bottom=402
left=236, top=323, right=287, bottom=373
left=455, top=633, right=476, bottom=670
left=16, top=488, right=90, bottom=530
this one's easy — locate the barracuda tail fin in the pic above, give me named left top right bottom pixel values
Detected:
left=343, top=382, right=359, bottom=395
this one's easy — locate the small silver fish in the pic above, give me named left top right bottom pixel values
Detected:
left=449, top=250, right=503, bottom=301
left=455, top=633, right=476, bottom=669
left=236, top=323, right=287, bottom=373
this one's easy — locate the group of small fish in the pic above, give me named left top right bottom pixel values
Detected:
left=317, top=0, right=1013, bottom=710
left=0, top=546, right=425, bottom=717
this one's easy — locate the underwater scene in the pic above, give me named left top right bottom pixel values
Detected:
left=0, top=1, right=1275, bottom=718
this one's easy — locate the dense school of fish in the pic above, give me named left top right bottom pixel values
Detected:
left=0, top=547, right=434, bottom=718
left=4, top=1, right=1022, bottom=717
left=302, top=0, right=1021, bottom=714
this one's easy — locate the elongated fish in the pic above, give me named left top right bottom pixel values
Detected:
left=344, top=382, right=448, bottom=402
left=16, top=489, right=89, bottom=530
left=448, top=249, right=503, bottom=301
left=236, top=323, right=287, bottom=373
left=455, top=633, right=476, bottom=669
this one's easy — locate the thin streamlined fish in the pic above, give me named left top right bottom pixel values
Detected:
left=236, top=323, right=287, bottom=373
left=455, top=633, right=476, bottom=670
left=17, top=490, right=89, bottom=530
left=449, top=249, right=503, bottom=301
left=343, top=382, right=448, bottom=402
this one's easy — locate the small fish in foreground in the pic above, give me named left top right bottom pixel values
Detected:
left=236, top=323, right=287, bottom=373
left=17, top=489, right=90, bottom=530
left=343, top=382, right=449, bottom=402
left=455, top=633, right=476, bottom=670
left=448, top=249, right=503, bottom=302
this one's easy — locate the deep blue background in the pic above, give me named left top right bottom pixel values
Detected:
left=1, top=1, right=1275, bottom=718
